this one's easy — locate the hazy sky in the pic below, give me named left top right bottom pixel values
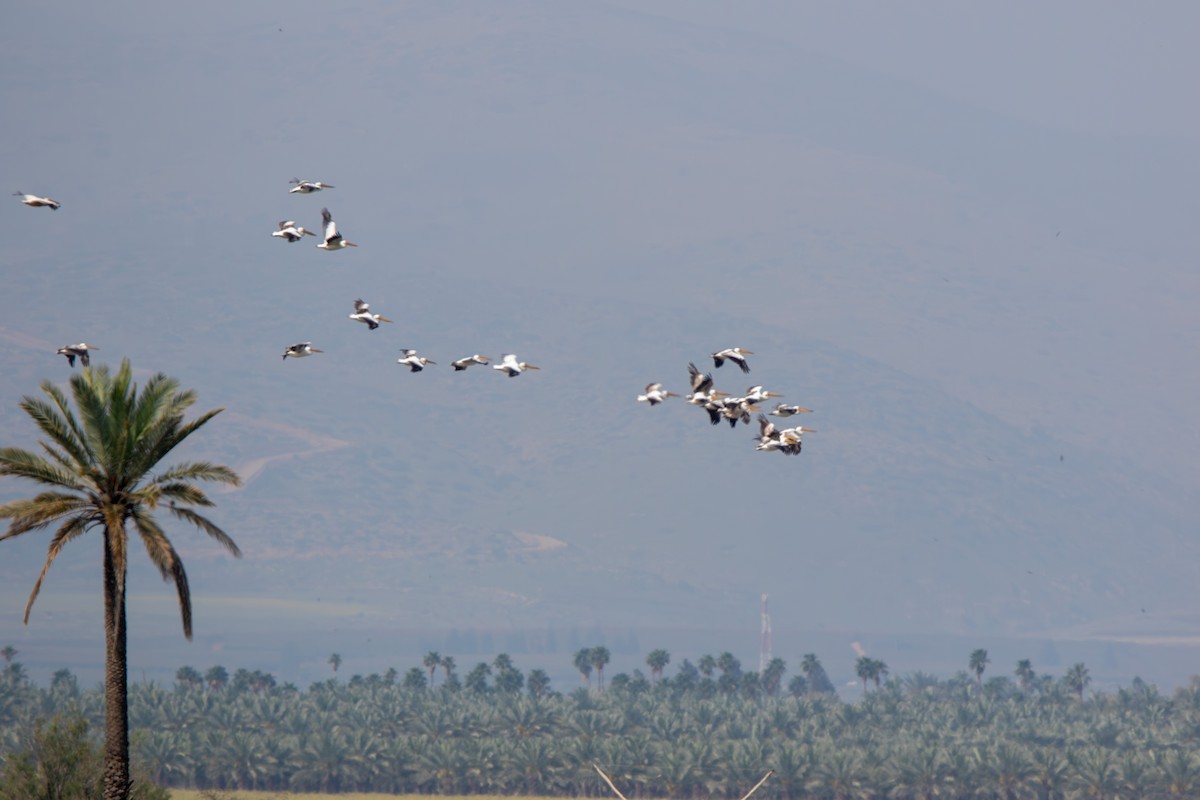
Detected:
left=1, top=2, right=1198, bottom=688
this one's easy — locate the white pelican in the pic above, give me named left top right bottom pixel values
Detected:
left=637, top=383, right=678, bottom=405
left=272, top=219, right=316, bottom=242
left=288, top=179, right=335, bottom=194
left=743, top=385, right=783, bottom=403
left=398, top=348, right=436, bottom=372
left=769, top=402, right=813, bottom=417
left=493, top=353, right=539, bottom=377
left=56, top=343, right=96, bottom=368
left=715, top=396, right=758, bottom=427
left=317, top=208, right=357, bottom=250
left=451, top=354, right=491, bottom=370
left=713, top=347, right=753, bottom=373
left=685, top=362, right=728, bottom=410
left=755, top=414, right=805, bottom=455
left=348, top=298, right=392, bottom=330
left=14, top=191, right=60, bottom=210
left=282, top=342, right=323, bottom=360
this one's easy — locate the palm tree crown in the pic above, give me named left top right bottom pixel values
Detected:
left=0, top=359, right=241, bottom=800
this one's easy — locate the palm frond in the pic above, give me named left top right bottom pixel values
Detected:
left=132, top=511, right=193, bottom=639
left=167, top=505, right=242, bottom=558
left=39, top=381, right=93, bottom=465
left=146, top=482, right=214, bottom=508
left=71, top=367, right=119, bottom=475
left=20, top=395, right=91, bottom=468
left=151, top=461, right=241, bottom=487
left=23, top=516, right=90, bottom=624
left=0, top=447, right=87, bottom=491
left=132, top=408, right=226, bottom=478
left=0, top=494, right=91, bottom=538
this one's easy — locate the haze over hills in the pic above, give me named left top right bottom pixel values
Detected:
left=1, top=2, right=1198, bottom=689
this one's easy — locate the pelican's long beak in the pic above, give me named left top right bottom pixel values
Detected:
left=346, top=242, right=358, bottom=247
left=526, top=364, right=540, bottom=370
left=378, top=316, right=394, bottom=323
left=479, top=356, right=491, bottom=362
left=312, top=348, right=324, bottom=353
left=765, top=391, right=782, bottom=397
left=796, top=407, right=814, bottom=413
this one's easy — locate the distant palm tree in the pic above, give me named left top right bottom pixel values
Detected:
left=0, top=360, right=241, bottom=800
left=645, top=649, right=670, bottom=684
left=328, top=653, right=342, bottom=676
left=698, top=654, right=716, bottom=679
left=526, top=669, right=551, bottom=698
left=800, top=652, right=835, bottom=694
left=423, top=651, right=442, bottom=687
left=969, top=648, right=990, bottom=687
left=855, top=656, right=887, bottom=692
left=440, top=654, right=456, bottom=685
left=1014, top=659, right=1035, bottom=693
left=572, top=649, right=593, bottom=688
left=1064, top=662, right=1091, bottom=701
left=206, top=665, right=229, bottom=691
left=589, top=646, right=610, bottom=690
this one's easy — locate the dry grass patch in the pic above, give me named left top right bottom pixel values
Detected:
left=169, top=793, right=569, bottom=800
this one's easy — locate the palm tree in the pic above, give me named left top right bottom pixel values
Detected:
left=328, top=653, right=342, bottom=676
left=645, top=649, right=670, bottom=684
left=590, top=646, right=611, bottom=690
left=0, top=360, right=241, bottom=800
left=1064, top=662, right=1091, bottom=702
left=423, top=651, right=442, bottom=688
left=855, top=656, right=888, bottom=692
left=0, top=645, right=16, bottom=665
left=440, top=654, right=456, bottom=686
left=800, top=652, right=835, bottom=694
left=1015, top=659, right=1035, bottom=693
left=969, top=648, right=990, bottom=687
left=205, top=665, right=229, bottom=691
left=572, top=648, right=593, bottom=688
left=527, top=669, right=551, bottom=698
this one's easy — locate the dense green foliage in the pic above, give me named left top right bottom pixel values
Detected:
left=0, top=712, right=168, bottom=800
left=3, top=653, right=1200, bottom=798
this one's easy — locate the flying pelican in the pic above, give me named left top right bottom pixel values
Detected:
left=757, top=416, right=815, bottom=455
left=56, top=343, right=96, bottom=368
left=317, top=208, right=357, bottom=250
left=743, top=385, right=784, bottom=404
left=717, top=396, right=759, bottom=427
left=769, top=402, right=813, bottom=417
left=282, top=342, right=323, bottom=360
left=685, top=362, right=716, bottom=404
left=493, top=353, right=539, bottom=377
left=288, top=179, right=335, bottom=194
left=451, top=354, right=491, bottom=370
left=637, top=383, right=679, bottom=405
left=348, top=299, right=392, bottom=330
left=398, top=349, right=436, bottom=372
left=272, top=219, right=316, bottom=242
left=14, top=191, right=60, bottom=210
left=713, top=347, right=753, bottom=373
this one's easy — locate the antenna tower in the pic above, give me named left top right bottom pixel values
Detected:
left=759, top=593, right=772, bottom=673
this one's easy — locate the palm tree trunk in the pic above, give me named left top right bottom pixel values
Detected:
left=103, top=528, right=131, bottom=800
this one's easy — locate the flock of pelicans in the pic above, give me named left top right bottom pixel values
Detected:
left=20, top=180, right=815, bottom=456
